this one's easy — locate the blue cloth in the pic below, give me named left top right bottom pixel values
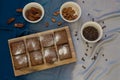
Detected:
left=0, top=0, right=71, bottom=80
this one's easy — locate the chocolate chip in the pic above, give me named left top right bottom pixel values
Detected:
left=75, top=33, right=77, bottom=36
left=105, top=34, right=107, bottom=37
left=105, top=59, right=108, bottom=61
left=102, top=26, right=106, bottom=29
left=87, top=44, right=89, bottom=47
left=86, top=42, right=88, bottom=44
left=82, top=65, right=86, bottom=69
left=92, top=18, right=94, bottom=21
left=102, top=21, right=104, bottom=24
left=86, top=49, right=88, bottom=51
left=82, top=1, right=85, bottom=3
left=88, top=13, right=90, bottom=16
left=90, top=46, right=92, bottom=48
left=77, top=38, right=79, bottom=40
left=85, top=53, right=88, bottom=56
left=102, top=54, right=104, bottom=57
left=81, top=57, right=85, bottom=61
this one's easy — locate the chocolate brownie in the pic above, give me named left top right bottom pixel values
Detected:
left=29, top=50, right=43, bottom=66
left=26, top=37, right=41, bottom=52
left=57, top=44, right=72, bottom=60
left=54, top=30, right=68, bottom=45
left=40, top=34, right=54, bottom=47
left=44, top=47, right=57, bottom=64
left=13, top=54, right=28, bottom=70
left=10, top=40, right=25, bottom=56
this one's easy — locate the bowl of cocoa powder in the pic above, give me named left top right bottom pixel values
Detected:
left=23, top=2, right=44, bottom=23
left=60, top=1, right=81, bottom=23
left=81, top=21, right=103, bottom=43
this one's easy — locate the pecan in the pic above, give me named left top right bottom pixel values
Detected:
left=53, top=11, right=60, bottom=16
left=51, top=18, right=56, bottom=23
left=14, top=23, right=24, bottom=28
left=16, top=8, right=23, bottom=12
left=57, top=22, right=62, bottom=26
left=7, top=18, right=15, bottom=24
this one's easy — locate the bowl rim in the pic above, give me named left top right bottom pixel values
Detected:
left=60, top=1, right=81, bottom=23
left=22, top=2, right=45, bottom=23
left=80, top=21, right=103, bottom=43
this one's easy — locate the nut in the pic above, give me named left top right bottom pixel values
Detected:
left=57, top=22, right=62, bottom=26
left=51, top=18, right=56, bottom=23
left=53, top=11, right=60, bottom=16
left=16, top=8, right=23, bottom=12
left=7, top=18, right=15, bottom=24
left=62, top=7, right=78, bottom=20
left=25, top=7, right=42, bottom=21
left=14, top=23, right=24, bottom=28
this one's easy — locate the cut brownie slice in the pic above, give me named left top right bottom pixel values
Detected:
left=29, top=50, right=43, bottom=66
left=54, top=30, right=68, bottom=45
left=26, top=37, right=41, bottom=52
left=13, top=54, right=28, bottom=70
left=40, top=33, right=54, bottom=47
left=58, top=44, right=72, bottom=60
left=44, top=47, right=57, bottom=64
left=10, top=40, right=26, bottom=56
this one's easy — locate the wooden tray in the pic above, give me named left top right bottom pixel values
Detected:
left=8, top=26, right=77, bottom=76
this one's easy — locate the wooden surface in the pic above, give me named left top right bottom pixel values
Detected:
left=8, top=26, right=77, bottom=76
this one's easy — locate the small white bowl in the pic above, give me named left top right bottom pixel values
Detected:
left=81, top=21, right=103, bottom=43
left=60, top=1, right=81, bottom=23
left=22, top=2, right=45, bottom=23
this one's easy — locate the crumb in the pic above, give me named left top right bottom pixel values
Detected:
left=45, top=22, right=49, bottom=27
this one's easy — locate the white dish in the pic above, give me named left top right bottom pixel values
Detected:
left=81, top=21, right=103, bottom=43
left=60, top=1, right=81, bottom=23
left=22, top=2, right=45, bottom=23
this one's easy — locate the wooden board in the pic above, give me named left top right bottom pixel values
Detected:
left=8, top=26, right=77, bottom=76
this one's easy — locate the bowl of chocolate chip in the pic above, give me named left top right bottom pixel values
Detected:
left=23, top=2, right=44, bottom=23
left=60, top=1, right=81, bottom=23
left=81, top=21, right=103, bottom=43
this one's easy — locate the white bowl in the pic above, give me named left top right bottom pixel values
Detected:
left=60, top=1, right=81, bottom=23
left=81, top=21, right=103, bottom=43
left=22, top=2, right=45, bottom=23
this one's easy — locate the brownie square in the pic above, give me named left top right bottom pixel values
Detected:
left=57, top=44, right=72, bottom=60
left=29, top=50, right=43, bottom=66
left=40, top=34, right=54, bottom=47
left=10, top=40, right=26, bottom=56
left=13, top=54, right=29, bottom=70
left=26, top=37, right=41, bottom=52
left=54, top=30, right=68, bottom=45
left=44, top=47, right=57, bottom=64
